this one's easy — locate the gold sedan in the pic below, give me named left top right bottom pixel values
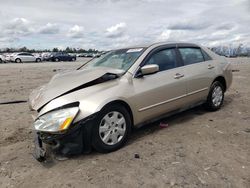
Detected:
left=29, top=42, right=232, bottom=161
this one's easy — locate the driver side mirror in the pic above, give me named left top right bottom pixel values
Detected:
left=139, top=64, right=159, bottom=77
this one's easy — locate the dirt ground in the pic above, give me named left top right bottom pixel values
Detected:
left=0, top=58, right=249, bottom=188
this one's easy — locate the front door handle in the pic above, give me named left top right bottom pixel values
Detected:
left=208, top=64, right=215, bottom=69
left=174, top=73, right=184, bottom=79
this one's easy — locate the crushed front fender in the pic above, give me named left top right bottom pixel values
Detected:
left=33, top=114, right=96, bottom=162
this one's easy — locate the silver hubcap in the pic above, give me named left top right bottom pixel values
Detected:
left=212, top=86, right=223, bottom=107
left=99, top=111, right=126, bottom=145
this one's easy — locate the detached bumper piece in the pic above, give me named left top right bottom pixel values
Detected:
left=33, top=116, right=95, bottom=162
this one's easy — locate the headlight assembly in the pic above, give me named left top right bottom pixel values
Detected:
left=34, top=107, right=79, bottom=133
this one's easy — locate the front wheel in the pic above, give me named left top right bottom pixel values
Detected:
left=205, top=81, right=224, bottom=111
left=92, top=104, right=131, bottom=153
left=15, top=58, right=22, bottom=63
left=36, top=58, right=41, bottom=62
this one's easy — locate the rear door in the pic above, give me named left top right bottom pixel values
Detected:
left=177, top=45, right=215, bottom=104
left=132, top=46, right=187, bottom=123
left=61, top=53, right=68, bottom=61
left=26, top=53, right=36, bottom=62
left=66, top=54, right=72, bottom=61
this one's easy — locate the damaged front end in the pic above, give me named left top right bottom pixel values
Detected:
left=33, top=112, right=96, bottom=162
left=30, top=67, right=124, bottom=162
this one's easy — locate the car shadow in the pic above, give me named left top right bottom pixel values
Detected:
left=127, top=105, right=206, bottom=145
left=128, top=96, right=233, bottom=146
left=128, top=95, right=233, bottom=145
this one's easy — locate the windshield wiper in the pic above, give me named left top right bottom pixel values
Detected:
left=77, top=57, right=96, bottom=70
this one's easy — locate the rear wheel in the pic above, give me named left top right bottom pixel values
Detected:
left=55, top=58, right=59, bottom=62
left=92, top=104, right=131, bottom=153
left=15, top=58, right=22, bottom=63
left=205, top=81, right=224, bottom=111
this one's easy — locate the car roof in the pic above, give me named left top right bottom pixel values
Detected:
left=115, top=41, right=201, bottom=50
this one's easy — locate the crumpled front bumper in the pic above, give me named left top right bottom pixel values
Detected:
left=33, top=114, right=96, bottom=162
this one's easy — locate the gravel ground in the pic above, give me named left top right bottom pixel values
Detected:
left=0, top=57, right=249, bottom=188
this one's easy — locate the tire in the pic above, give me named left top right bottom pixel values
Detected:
left=71, top=57, right=76, bottom=61
left=205, top=81, right=224, bottom=111
left=92, top=104, right=132, bottom=153
left=0, top=58, right=2, bottom=63
left=55, top=58, right=59, bottom=62
left=36, top=58, right=41, bottom=62
left=15, top=58, right=22, bottom=63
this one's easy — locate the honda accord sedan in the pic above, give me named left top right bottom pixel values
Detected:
left=29, top=42, right=232, bottom=161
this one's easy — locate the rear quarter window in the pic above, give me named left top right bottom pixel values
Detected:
left=201, top=49, right=212, bottom=61
left=179, top=48, right=204, bottom=65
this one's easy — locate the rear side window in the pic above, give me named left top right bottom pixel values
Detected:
left=179, top=48, right=204, bottom=65
left=145, top=48, right=177, bottom=72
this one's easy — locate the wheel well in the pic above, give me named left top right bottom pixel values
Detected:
left=103, top=100, right=134, bottom=126
left=213, top=76, right=227, bottom=91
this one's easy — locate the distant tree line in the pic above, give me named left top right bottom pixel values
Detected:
left=0, top=46, right=100, bottom=54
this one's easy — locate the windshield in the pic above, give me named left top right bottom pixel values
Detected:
left=84, top=48, right=145, bottom=71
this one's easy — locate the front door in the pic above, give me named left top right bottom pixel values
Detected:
left=131, top=48, right=187, bottom=123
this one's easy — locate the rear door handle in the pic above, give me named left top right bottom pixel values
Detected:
left=208, top=64, right=215, bottom=69
left=174, top=73, right=184, bottom=79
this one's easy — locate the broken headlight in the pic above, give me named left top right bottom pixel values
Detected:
left=34, top=107, right=79, bottom=133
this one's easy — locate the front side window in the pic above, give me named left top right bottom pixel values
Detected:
left=85, top=48, right=144, bottom=71
left=145, top=48, right=177, bottom=72
left=179, top=48, right=204, bottom=65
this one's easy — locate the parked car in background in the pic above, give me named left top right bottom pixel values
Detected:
left=93, top=53, right=101, bottom=58
left=0, top=54, right=4, bottom=63
left=4, top=54, right=11, bottom=62
left=77, top=53, right=101, bottom=58
left=86, top=53, right=94, bottom=58
left=48, top=52, right=76, bottom=62
left=10, top=52, right=42, bottom=63
left=77, top=53, right=87, bottom=57
left=30, top=42, right=232, bottom=161
left=41, top=52, right=52, bottom=61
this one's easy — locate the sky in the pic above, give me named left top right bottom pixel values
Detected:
left=0, top=0, right=249, bottom=50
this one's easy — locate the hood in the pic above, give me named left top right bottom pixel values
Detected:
left=29, top=67, right=124, bottom=111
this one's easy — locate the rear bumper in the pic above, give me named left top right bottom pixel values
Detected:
left=33, top=114, right=96, bottom=162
